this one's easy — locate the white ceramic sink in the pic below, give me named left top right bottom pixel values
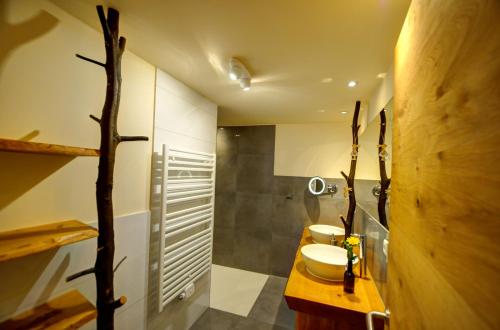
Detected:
left=301, top=244, right=358, bottom=281
left=309, top=224, right=345, bottom=245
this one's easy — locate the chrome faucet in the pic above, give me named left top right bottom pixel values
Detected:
left=351, top=233, right=367, bottom=278
left=330, top=233, right=337, bottom=246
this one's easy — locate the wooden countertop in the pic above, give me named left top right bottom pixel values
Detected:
left=284, top=228, right=385, bottom=324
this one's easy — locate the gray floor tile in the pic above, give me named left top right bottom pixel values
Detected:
left=190, top=277, right=294, bottom=330
left=190, top=308, right=243, bottom=330
left=247, top=276, right=295, bottom=329
left=262, top=275, right=288, bottom=293
left=234, top=318, right=289, bottom=330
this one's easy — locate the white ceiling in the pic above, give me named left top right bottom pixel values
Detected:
left=51, top=0, right=410, bottom=125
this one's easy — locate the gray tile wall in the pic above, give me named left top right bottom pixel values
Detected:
left=214, top=126, right=350, bottom=277
left=214, top=125, right=390, bottom=291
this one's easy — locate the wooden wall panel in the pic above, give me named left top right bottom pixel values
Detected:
left=389, top=0, right=500, bottom=329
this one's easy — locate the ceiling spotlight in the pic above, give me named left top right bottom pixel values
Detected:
left=348, top=80, right=357, bottom=88
left=321, top=77, right=333, bottom=83
left=229, top=72, right=238, bottom=81
left=377, top=72, right=386, bottom=79
left=229, top=58, right=252, bottom=91
left=318, top=109, right=325, bottom=113
left=240, top=77, right=251, bottom=91
left=341, top=111, right=348, bottom=115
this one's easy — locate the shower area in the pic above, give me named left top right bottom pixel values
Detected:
left=208, top=123, right=390, bottom=329
left=208, top=125, right=348, bottom=329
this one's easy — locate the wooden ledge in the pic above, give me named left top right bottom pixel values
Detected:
left=0, top=220, right=98, bottom=262
left=0, top=138, right=99, bottom=157
left=0, top=290, right=96, bottom=329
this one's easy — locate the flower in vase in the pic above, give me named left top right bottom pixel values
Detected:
left=344, top=236, right=360, bottom=261
left=346, top=236, right=360, bottom=247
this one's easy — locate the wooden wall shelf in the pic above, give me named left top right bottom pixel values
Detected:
left=0, top=220, right=98, bottom=262
left=0, top=290, right=96, bottom=329
left=0, top=138, right=99, bottom=157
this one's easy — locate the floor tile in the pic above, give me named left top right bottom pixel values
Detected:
left=190, top=308, right=243, bottom=330
left=210, top=264, right=269, bottom=317
left=247, top=276, right=295, bottom=329
left=234, top=317, right=290, bottom=330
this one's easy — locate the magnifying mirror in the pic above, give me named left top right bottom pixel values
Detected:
left=308, top=176, right=326, bottom=195
left=308, top=176, right=337, bottom=196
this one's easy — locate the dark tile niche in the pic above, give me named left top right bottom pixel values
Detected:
left=213, top=125, right=347, bottom=276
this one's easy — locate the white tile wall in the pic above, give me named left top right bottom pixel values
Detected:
left=0, top=211, right=150, bottom=329
left=149, top=68, right=217, bottom=330
left=153, top=70, right=217, bottom=154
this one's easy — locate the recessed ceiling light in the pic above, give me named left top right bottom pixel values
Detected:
left=340, top=111, right=348, bottom=115
left=347, top=81, right=357, bottom=88
left=219, top=127, right=225, bottom=130
left=318, top=109, right=326, bottom=113
left=321, top=77, right=333, bottom=83
left=377, top=72, right=386, bottom=79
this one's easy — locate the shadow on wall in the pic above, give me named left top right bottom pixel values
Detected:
left=0, top=152, right=74, bottom=211
left=303, top=188, right=320, bottom=223
left=0, top=1, right=58, bottom=75
left=0, top=249, right=67, bottom=320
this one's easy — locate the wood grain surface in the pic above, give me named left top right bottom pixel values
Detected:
left=389, top=0, right=500, bottom=328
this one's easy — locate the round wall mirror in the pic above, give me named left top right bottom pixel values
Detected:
left=308, top=176, right=327, bottom=195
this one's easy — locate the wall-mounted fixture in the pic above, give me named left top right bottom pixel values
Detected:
left=229, top=58, right=252, bottom=91
left=307, top=176, right=338, bottom=196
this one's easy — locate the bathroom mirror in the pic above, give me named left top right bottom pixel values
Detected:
left=357, top=99, right=393, bottom=228
left=308, top=176, right=327, bottom=195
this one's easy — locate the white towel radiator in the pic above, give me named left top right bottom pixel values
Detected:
left=158, top=145, right=215, bottom=312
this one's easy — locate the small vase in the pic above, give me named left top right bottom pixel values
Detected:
left=344, top=259, right=355, bottom=293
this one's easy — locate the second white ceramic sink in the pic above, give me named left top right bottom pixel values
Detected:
left=301, top=244, right=358, bottom=281
left=309, top=224, right=345, bottom=244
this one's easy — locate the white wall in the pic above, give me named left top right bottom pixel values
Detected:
left=0, top=212, right=150, bottom=329
left=0, top=0, right=155, bottom=230
left=368, top=63, right=394, bottom=123
left=274, top=123, right=380, bottom=180
left=0, top=1, right=155, bottom=328
left=153, top=70, right=218, bottom=154
left=148, top=68, right=217, bottom=330
left=274, top=64, right=394, bottom=181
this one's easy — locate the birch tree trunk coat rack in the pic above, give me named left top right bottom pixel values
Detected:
left=377, top=109, right=390, bottom=229
left=340, top=101, right=361, bottom=238
left=66, top=6, right=148, bottom=330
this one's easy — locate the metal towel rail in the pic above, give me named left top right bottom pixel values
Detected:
left=158, top=145, right=215, bottom=312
